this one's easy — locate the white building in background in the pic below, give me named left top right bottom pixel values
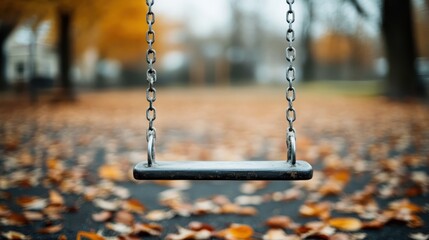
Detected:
left=5, top=21, right=57, bottom=87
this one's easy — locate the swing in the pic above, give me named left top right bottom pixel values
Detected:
left=133, top=0, right=312, bottom=181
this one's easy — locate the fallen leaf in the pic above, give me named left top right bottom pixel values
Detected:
left=1, top=231, right=31, bottom=240
left=49, top=190, right=65, bottom=205
left=389, top=199, right=422, bottom=213
left=93, top=199, right=120, bottom=211
left=409, top=233, right=429, bottom=240
left=106, top=222, right=132, bottom=234
left=37, top=224, right=63, bottom=234
left=219, top=224, right=254, bottom=240
left=114, top=210, right=134, bottom=225
left=263, top=229, right=296, bottom=240
left=328, top=217, right=362, bottom=231
left=58, top=235, right=67, bottom=240
left=23, top=211, right=44, bottom=221
left=240, top=181, right=268, bottom=194
left=166, top=226, right=211, bottom=240
left=0, top=204, right=11, bottom=216
left=1, top=213, right=28, bottom=226
left=16, top=196, right=48, bottom=210
left=265, top=215, right=294, bottom=229
left=133, top=222, right=163, bottom=236
left=76, top=231, right=105, bottom=240
left=122, top=198, right=146, bottom=214
left=145, top=209, right=175, bottom=221
left=234, top=195, right=264, bottom=205
left=98, top=164, right=126, bottom=181
left=92, top=211, right=112, bottom=222
left=188, top=221, right=215, bottom=232
left=299, top=202, right=331, bottom=219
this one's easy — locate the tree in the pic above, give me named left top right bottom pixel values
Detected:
left=381, top=0, right=426, bottom=99
left=0, top=22, right=16, bottom=91
left=0, top=0, right=168, bottom=99
left=349, top=0, right=426, bottom=99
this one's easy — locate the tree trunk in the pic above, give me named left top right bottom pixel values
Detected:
left=0, top=23, right=16, bottom=91
left=57, top=9, right=75, bottom=101
left=302, top=0, right=315, bottom=81
left=381, top=0, right=426, bottom=99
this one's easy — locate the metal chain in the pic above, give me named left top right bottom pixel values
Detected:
left=286, top=0, right=297, bottom=165
left=146, top=0, right=157, bottom=165
left=286, top=0, right=296, bottom=133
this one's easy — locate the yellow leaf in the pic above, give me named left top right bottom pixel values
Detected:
left=328, top=217, right=362, bottom=231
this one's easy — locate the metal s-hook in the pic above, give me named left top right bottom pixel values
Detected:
left=287, top=130, right=296, bottom=165
left=147, top=130, right=156, bottom=167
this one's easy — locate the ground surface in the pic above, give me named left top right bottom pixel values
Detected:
left=0, top=87, right=428, bottom=240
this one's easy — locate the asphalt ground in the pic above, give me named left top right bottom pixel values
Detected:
left=1, top=87, right=428, bottom=239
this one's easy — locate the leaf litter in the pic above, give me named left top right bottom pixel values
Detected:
left=0, top=89, right=428, bottom=238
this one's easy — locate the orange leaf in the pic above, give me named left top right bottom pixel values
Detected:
left=299, top=202, right=331, bottom=219
left=37, top=224, right=63, bottom=234
left=265, top=215, right=294, bottom=229
left=328, top=217, right=362, bottom=231
left=389, top=199, right=422, bottom=213
left=227, top=224, right=254, bottom=239
left=122, top=198, right=146, bottom=214
left=98, top=164, right=125, bottom=181
left=2, top=213, right=29, bottom=226
left=76, top=231, right=105, bottom=240
left=49, top=190, right=65, bottom=205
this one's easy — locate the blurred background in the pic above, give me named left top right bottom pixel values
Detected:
left=0, top=0, right=428, bottom=101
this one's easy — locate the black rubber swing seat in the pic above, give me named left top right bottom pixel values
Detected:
left=133, top=160, right=313, bottom=180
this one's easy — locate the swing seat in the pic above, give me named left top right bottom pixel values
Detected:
left=133, top=160, right=312, bottom=180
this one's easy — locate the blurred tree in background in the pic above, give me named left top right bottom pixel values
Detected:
left=0, top=0, right=172, bottom=100
left=0, top=0, right=428, bottom=100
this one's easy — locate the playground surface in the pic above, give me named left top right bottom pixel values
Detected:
left=0, top=87, right=428, bottom=239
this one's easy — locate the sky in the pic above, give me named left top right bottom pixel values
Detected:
left=156, top=0, right=306, bottom=38
left=155, top=0, right=380, bottom=39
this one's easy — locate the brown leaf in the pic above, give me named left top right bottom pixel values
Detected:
left=16, top=196, right=47, bottom=210
left=328, top=217, right=362, bottom=231
left=133, top=222, right=163, bottom=236
left=1, top=213, right=29, bottom=226
left=23, top=211, right=44, bottom=221
left=1, top=231, right=31, bottom=240
left=58, top=235, right=67, bottom=240
left=0, top=204, right=11, bottom=217
left=92, top=211, right=112, bottom=222
left=114, top=210, right=134, bottom=226
left=49, top=190, right=65, bottom=205
left=265, top=215, right=294, bottom=229
left=389, top=198, right=422, bottom=213
left=188, top=221, right=215, bottom=232
left=122, top=198, right=146, bottom=214
left=299, top=202, right=331, bottom=219
left=37, top=224, right=63, bottom=234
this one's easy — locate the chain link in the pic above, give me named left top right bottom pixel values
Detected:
left=146, top=0, right=157, bottom=142
left=285, top=0, right=296, bottom=134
